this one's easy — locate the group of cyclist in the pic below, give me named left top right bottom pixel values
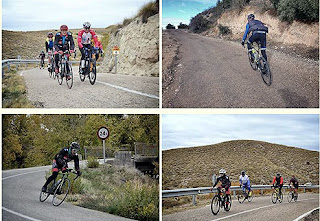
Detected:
left=212, top=169, right=299, bottom=203
left=40, top=22, right=104, bottom=77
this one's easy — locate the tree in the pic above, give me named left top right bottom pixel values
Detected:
left=166, top=24, right=175, bottom=29
left=178, top=22, right=189, bottom=29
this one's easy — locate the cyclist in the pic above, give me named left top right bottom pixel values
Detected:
left=39, top=51, right=45, bottom=68
left=53, top=25, right=75, bottom=75
left=289, top=175, right=299, bottom=196
left=77, top=22, right=99, bottom=73
left=45, top=32, right=55, bottom=70
left=91, top=37, right=104, bottom=60
left=212, top=169, right=231, bottom=205
left=272, top=173, right=283, bottom=195
left=239, top=170, right=252, bottom=197
left=241, top=14, right=268, bottom=64
left=42, top=142, right=81, bottom=193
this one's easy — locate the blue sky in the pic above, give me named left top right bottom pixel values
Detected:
left=162, top=115, right=319, bottom=151
left=162, top=0, right=217, bottom=28
left=2, top=0, right=153, bottom=31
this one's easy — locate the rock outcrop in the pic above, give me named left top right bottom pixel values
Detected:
left=100, top=14, right=159, bottom=77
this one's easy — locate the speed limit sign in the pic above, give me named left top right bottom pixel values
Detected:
left=97, top=126, right=110, bottom=140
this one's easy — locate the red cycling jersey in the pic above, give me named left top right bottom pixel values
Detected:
left=272, top=176, right=283, bottom=185
left=78, top=29, right=98, bottom=49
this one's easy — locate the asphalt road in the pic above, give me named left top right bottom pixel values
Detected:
left=163, top=30, right=319, bottom=108
left=2, top=163, right=135, bottom=221
left=163, top=193, right=319, bottom=221
left=21, top=67, right=159, bottom=108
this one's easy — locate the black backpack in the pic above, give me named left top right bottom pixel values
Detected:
left=248, top=20, right=268, bottom=33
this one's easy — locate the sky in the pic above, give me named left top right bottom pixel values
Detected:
left=2, top=0, right=153, bottom=31
left=162, top=115, right=319, bottom=151
left=162, top=0, right=217, bottom=29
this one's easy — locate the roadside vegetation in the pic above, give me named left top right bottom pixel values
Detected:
left=2, top=68, right=34, bottom=108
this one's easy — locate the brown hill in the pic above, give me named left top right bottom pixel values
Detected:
left=2, top=28, right=108, bottom=60
left=162, top=140, right=319, bottom=189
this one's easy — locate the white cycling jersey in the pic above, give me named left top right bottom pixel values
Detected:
left=239, top=175, right=250, bottom=184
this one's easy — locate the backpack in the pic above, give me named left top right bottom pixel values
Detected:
left=248, top=20, right=268, bottom=33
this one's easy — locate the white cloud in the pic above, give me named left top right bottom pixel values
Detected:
left=178, top=10, right=187, bottom=13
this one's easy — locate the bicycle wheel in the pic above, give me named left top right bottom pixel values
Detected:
left=211, top=195, right=220, bottom=215
left=248, top=191, right=253, bottom=202
left=52, top=178, right=70, bottom=206
left=238, top=194, right=245, bottom=204
left=39, top=190, right=50, bottom=202
left=79, top=63, right=85, bottom=82
left=248, top=51, right=258, bottom=70
left=259, top=57, right=272, bottom=86
left=271, top=192, right=277, bottom=204
left=57, top=64, right=64, bottom=85
left=89, top=59, right=97, bottom=85
left=224, top=195, right=231, bottom=211
left=279, top=192, right=283, bottom=203
left=287, top=191, right=293, bottom=203
left=294, top=192, right=298, bottom=202
left=66, top=63, right=73, bottom=89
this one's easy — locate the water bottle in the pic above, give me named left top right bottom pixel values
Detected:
left=81, top=60, right=85, bottom=68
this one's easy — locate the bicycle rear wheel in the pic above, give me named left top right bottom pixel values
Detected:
left=52, top=178, right=70, bottom=206
left=66, top=63, right=73, bottom=89
left=271, top=192, right=277, bottom=204
left=211, top=195, right=220, bottom=215
left=248, top=51, right=258, bottom=70
left=259, top=57, right=272, bottom=86
left=287, top=191, right=293, bottom=203
left=238, top=194, right=245, bottom=204
left=79, top=64, right=86, bottom=82
left=279, top=192, right=283, bottom=203
left=89, top=59, right=97, bottom=85
left=294, top=192, right=298, bottom=202
left=247, top=191, right=253, bottom=202
left=224, top=195, right=231, bottom=211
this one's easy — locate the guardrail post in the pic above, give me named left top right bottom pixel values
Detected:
left=304, top=188, right=306, bottom=193
left=192, top=195, right=196, bottom=205
left=261, top=189, right=263, bottom=195
left=8, top=64, right=10, bottom=72
left=233, top=190, right=236, bottom=199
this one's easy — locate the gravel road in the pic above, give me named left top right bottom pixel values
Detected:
left=2, top=163, right=135, bottom=221
left=162, top=30, right=319, bottom=108
left=163, top=193, right=319, bottom=221
left=21, top=67, right=159, bottom=108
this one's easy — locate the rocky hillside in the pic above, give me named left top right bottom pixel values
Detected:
left=100, top=14, right=159, bottom=77
left=162, top=140, right=319, bottom=189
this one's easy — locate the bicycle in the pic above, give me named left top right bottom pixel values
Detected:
left=47, top=51, right=55, bottom=78
left=237, top=187, right=253, bottom=204
left=79, top=47, right=97, bottom=85
left=287, top=186, right=298, bottom=203
left=39, top=57, right=45, bottom=69
left=271, top=186, right=283, bottom=204
left=245, top=42, right=272, bottom=86
left=56, top=50, right=75, bottom=89
left=211, top=188, right=232, bottom=215
left=39, top=169, right=79, bottom=206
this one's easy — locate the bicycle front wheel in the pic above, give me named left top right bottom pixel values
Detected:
left=271, top=192, right=277, bottom=204
left=57, top=64, right=64, bottom=85
left=294, top=192, right=298, bottom=202
left=89, top=59, right=97, bottom=85
left=52, top=178, right=70, bottom=206
left=211, top=195, right=220, bottom=215
left=287, top=191, right=293, bottom=203
left=279, top=192, right=283, bottom=203
left=66, top=63, right=73, bottom=89
left=39, top=190, right=50, bottom=202
left=248, top=51, right=258, bottom=71
left=238, top=194, right=245, bottom=204
left=259, top=57, right=272, bottom=86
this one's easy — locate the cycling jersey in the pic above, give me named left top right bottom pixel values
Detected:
left=239, top=175, right=250, bottom=184
left=272, top=176, right=283, bottom=186
left=53, top=147, right=79, bottom=172
left=45, top=37, right=55, bottom=52
left=78, top=29, right=98, bottom=48
left=242, top=19, right=268, bottom=42
left=213, top=174, right=231, bottom=189
left=289, top=177, right=299, bottom=188
left=53, top=32, right=75, bottom=51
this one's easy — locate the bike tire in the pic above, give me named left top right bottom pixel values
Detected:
left=248, top=51, right=258, bottom=71
left=271, top=192, right=277, bottom=204
left=39, top=190, right=50, bottom=202
left=211, top=195, right=220, bottom=215
left=57, top=64, right=64, bottom=85
left=279, top=192, right=283, bottom=203
left=52, top=178, right=70, bottom=206
left=294, top=192, right=298, bottom=202
left=287, top=191, right=293, bottom=203
left=259, top=57, right=272, bottom=86
left=89, top=59, right=97, bottom=85
left=79, top=63, right=85, bottom=82
left=238, top=194, right=245, bottom=204
left=248, top=191, right=253, bottom=202
left=66, top=63, right=73, bottom=89
left=224, top=195, right=231, bottom=211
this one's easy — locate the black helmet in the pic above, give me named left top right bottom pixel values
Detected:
left=241, top=171, right=246, bottom=176
left=276, top=173, right=281, bottom=177
left=248, top=14, right=255, bottom=20
left=70, top=142, right=80, bottom=150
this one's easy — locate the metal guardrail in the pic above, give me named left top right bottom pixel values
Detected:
left=163, top=185, right=319, bottom=205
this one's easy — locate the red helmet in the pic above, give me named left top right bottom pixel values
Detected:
left=60, top=25, right=68, bottom=31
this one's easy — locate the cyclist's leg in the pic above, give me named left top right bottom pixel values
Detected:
left=247, top=34, right=259, bottom=59
left=260, top=34, right=267, bottom=62
left=43, top=160, right=59, bottom=191
left=279, top=184, right=283, bottom=195
left=54, top=54, right=59, bottom=73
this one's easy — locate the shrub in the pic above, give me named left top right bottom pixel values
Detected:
left=189, top=15, right=209, bottom=33
left=218, top=24, right=232, bottom=35
left=137, top=1, right=159, bottom=23
left=122, top=18, right=134, bottom=27
left=166, top=24, right=175, bottom=29
left=100, top=33, right=109, bottom=51
left=87, top=156, right=99, bottom=168
left=278, top=0, right=319, bottom=23
left=177, top=23, right=189, bottom=29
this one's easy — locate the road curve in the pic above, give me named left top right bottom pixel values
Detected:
left=2, top=164, right=135, bottom=221
left=163, top=193, right=319, bottom=221
left=21, top=67, right=159, bottom=108
left=162, top=30, right=319, bottom=108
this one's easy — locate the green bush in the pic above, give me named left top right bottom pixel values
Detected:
left=177, top=23, right=189, bottom=29
left=87, top=156, right=99, bottom=168
left=166, top=24, right=175, bottom=29
left=278, top=0, right=319, bottom=23
left=218, top=24, right=232, bottom=35
left=137, top=1, right=159, bottom=23
left=189, top=15, right=210, bottom=33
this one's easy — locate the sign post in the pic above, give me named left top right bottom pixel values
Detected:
left=97, top=126, right=110, bottom=163
left=112, top=46, right=120, bottom=74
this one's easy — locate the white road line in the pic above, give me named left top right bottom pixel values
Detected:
left=210, top=198, right=319, bottom=221
left=96, top=80, right=159, bottom=99
left=2, top=169, right=46, bottom=180
left=2, top=207, right=42, bottom=221
left=292, top=207, right=320, bottom=221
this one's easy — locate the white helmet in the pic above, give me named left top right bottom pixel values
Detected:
left=83, top=22, right=91, bottom=29
left=219, top=169, right=226, bottom=175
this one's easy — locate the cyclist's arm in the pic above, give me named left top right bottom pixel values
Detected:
left=242, top=23, right=250, bottom=42
left=272, top=177, right=276, bottom=185
left=213, top=177, right=220, bottom=188
left=280, top=177, right=283, bottom=185
left=90, top=30, right=99, bottom=48
left=45, top=42, right=49, bottom=53
left=77, top=30, right=83, bottom=49
left=53, top=34, right=60, bottom=51
left=69, top=33, right=75, bottom=51
left=74, top=154, right=80, bottom=171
